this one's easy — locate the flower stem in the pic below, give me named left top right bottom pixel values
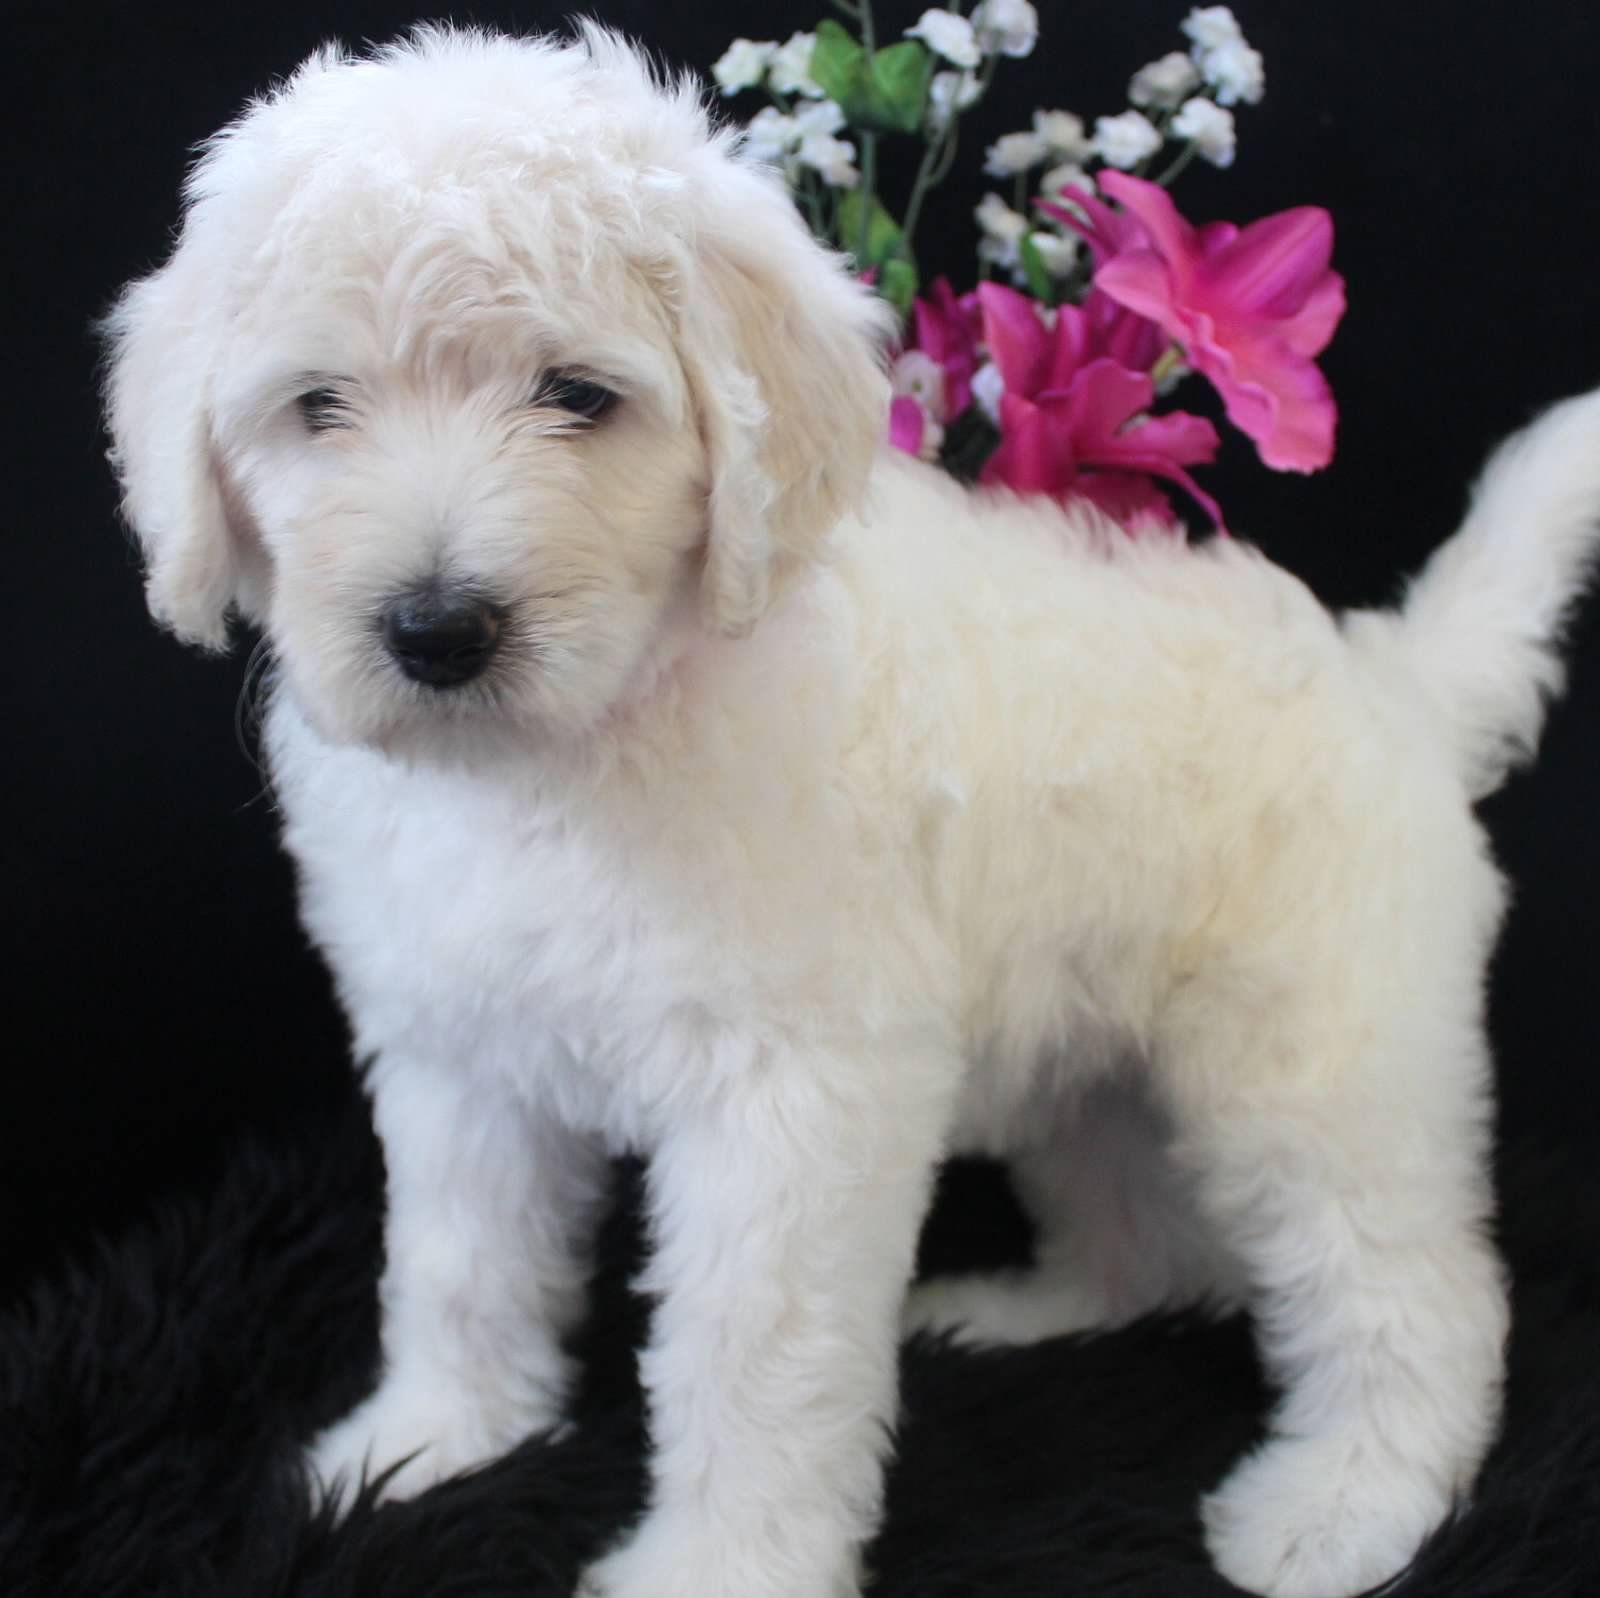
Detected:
left=798, top=167, right=826, bottom=236
left=898, top=48, right=1001, bottom=265
left=827, top=0, right=863, bottom=17
left=898, top=121, right=958, bottom=261
left=1152, top=140, right=1199, bottom=188
left=854, top=0, right=877, bottom=270
left=858, top=129, right=878, bottom=267
left=1133, top=105, right=1179, bottom=181
left=929, top=120, right=961, bottom=185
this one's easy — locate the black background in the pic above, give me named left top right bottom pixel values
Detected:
left=7, top=1, right=1600, bottom=1298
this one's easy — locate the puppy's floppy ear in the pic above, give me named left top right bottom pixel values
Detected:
left=676, top=154, right=895, bottom=636
left=101, top=222, right=244, bottom=651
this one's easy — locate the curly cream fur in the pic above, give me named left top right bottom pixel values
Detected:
left=103, top=25, right=1600, bottom=1598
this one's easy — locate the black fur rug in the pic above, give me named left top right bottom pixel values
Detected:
left=6, top=1075, right=1600, bottom=1598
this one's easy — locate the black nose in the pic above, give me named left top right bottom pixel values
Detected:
left=381, top=588, right=502, bottom=687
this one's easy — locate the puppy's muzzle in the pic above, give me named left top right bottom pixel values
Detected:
left=381, top=586, right=502, bottom=688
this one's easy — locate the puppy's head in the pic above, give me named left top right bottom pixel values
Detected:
left=102, top=25, right=892, bottom=751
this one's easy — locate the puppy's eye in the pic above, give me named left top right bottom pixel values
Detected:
left=296, top=386, right=350, bottom=432
left=534, top=372, right=619, bottom=423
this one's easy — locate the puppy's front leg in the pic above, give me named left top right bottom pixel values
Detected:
left=309, top=1054, right=610, bottom=1507
left=580, top=1041, right=954, bottom=1598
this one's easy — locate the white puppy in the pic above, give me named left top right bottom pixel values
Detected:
left=103, top=25, right=1600, bottom=1598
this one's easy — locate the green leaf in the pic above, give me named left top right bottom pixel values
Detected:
left=837, top=190, right=903, bottom=269
left=877, top=256, right=919, bottom=318
left=810, top=20, right=869, bottom=110
left=867, top=41, right=933, bottom=135
left=810, top=22, right=931, bottom=136
left=1019, top=233, right=1055, bottom=305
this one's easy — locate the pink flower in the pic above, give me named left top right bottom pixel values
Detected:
left=975, top=282, right=1221, bottom=527
left=1036, top=183, right=1145, bottom=269
left=910, top=278, right=983, bottom=416
left=1080, top=284, right=1167, bottom=376
left=1050, top=170, right=1346, bottom=472
left=889, top=395, right=945, bottom=461
left=1032, top=191, right=1169, bottom=372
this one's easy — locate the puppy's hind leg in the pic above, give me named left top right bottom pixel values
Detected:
left=902, top=1076, right=1247, bottom=1348
left=1158, top=962, right=1508, bottom=1598
left=308, top=1053, right=611, bottom=1509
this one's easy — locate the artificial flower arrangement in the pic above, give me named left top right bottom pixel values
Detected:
left=712, top=3, right=1345, bottom=529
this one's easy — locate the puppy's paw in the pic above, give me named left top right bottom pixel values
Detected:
left=577, top=1515, right=861, bottom=1598
left=901, top=1272, right=1109, bottom=1349
left=1203, top=1434, right=1450, bottom=1598
left=307, top=1379, right=562, bottom=1513
left=307, top=1395, right=472, bottom=1512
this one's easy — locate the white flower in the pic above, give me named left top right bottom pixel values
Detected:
left=979, top=237, right=1020, bottom=272
left=1039, top=162, right=1095, bottom=200
left=975, top=191, right=1028, bottom=245
left=928, top=69, right=983, bottom=131
left=971, top=360, right=1005, bottom=423
left=891, top=350, right=948, bottom=422
left=905, top=9, right=981, bottom=69
left=712, top=38, right=775, bottom=95
left=1026, top=230, right=1079, bottom=277
left=1181, top=5, right=1244, bottom=51
left=1129, top=51, right=1202, bottom=110
left=793, top=99, right=846, bottom=139
left=1195, top=37, right=1264, bottom=105
left=972, top=0, right=1040, bottom=59
left=1182, top=7, right=1263, bottom=104
left=797, top=133, right=860, bottom=188
left=1171, top=96, right=1236, bottom=166
left=743, top=106, right=800, bottom=163
left=985, top=130, right=1050, bottom=176
left=768, top=31, right=824, bottom=97
left=751, top=104, right=857, bottom=185
left=1093, top=110, right=1163, bottom=169
left=976, top=191, right=1028, bottom=270
left=1031, top=109, right=1092, bottom=161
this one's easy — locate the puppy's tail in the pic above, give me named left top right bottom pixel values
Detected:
left=1367, top=388, right=1600, bottom=799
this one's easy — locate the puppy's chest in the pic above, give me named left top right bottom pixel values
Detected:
left=276, top=734, right=856, bottom=1090
left=296, top=783, right=676, bottom=1015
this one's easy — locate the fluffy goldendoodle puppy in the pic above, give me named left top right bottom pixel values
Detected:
left=103, top=25, right=1600, bottom=1598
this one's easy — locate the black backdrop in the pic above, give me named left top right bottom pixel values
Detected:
left=7, top=0, right=1600, bottom=1299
